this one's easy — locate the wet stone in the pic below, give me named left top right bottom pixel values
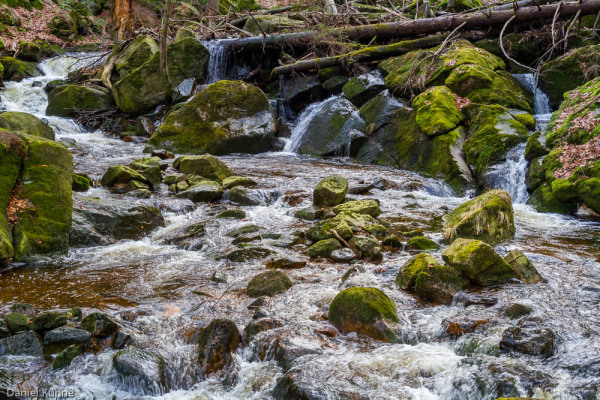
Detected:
left=244, top=318, right=283, bottom=341
left=113, top=348, right=168, bottom=396
left=81, top=312, right=118, bottom=338
left=0, top=331, right=43, bottom=356
left=247, top=270, right=293, bottom=297
left=265, top=258, right=307, bottom=269
left=43, top=326, right=91, bottom=355
left=330, top=248, right=357, bottom=263
left=504, top=303, right=533, bottom=319
left=499, top=317, right=555, bottom=357
left=198, top=319, right=241, bottom=378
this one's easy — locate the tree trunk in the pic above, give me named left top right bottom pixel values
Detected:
left=112, top=0, right=133, bottom=40
left=230, top=0, right=600, bottom=52
left=160, top=0, right=173, bottom=104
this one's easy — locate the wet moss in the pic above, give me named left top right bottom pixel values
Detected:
left=524, top=131, right=549, bottom=161
left=396, top=252, right=439, bottom=289
left=246, top=270, right=292, bottom=297
left=527, top=182, right=577, bottom=214
left=306, top=238, right=342, bottom=258
left=577, top=177, right=600, bottom=213
left=46, top=85, right=114, bottom=117
left=412, top=86, right=463, bottom=136
left=0, top=111, right=54, bottom=140
left=405, top=235, right=440, bottom=251
left=0, top=56, right=39, bottom=81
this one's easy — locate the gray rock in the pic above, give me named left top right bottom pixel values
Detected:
left=43, top=326, right=91, bottom=355
left=113, top=348, right=168, bottom=395
left=0, top=331, right=43, bottom=356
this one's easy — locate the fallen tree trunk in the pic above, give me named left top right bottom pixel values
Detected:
left=231, top=0, right=600, bottom=52
left=271, top=33, right=477, bottom=75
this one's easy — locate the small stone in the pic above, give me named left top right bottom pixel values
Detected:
left=500, top=318, right=554, bottom=357
left=81, top=312, right=118, bottom=337
left=405, top=236, right=440, bottom=251
left=382, top=235, right=402, bottom=249
left=216, top=209, right=247, bottom=219
left=222, top=176, right=257, bottom=190
left=210, top=271, right=227, bottom=283
left=330, top=248, right=356, bottom=263
left=227, top=247, right=273, bottom=262
left=247, top=270, right=293, bottom=297
left=307, top=238, right=342, bottom=258
left=504, top=303, right=533, bottom=319
left=265, top=258, right=307, bottom=269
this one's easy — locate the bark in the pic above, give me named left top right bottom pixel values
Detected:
left=230, top=0, right=600, bottom=52
left=160, top=0, right=173, bottom=104
left=112, top=0, right=134, bottom=40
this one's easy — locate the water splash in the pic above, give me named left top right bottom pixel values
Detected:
left=483, top=143, right=529, bottom=203
left=513, top=73, right=553, bottom=131
left=204, top=39, right=234, bottom=84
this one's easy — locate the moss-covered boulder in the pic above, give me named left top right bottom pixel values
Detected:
left=288, top=97, right=367, bottom=156
left=329, top=287, right=398, bottom=342
left=379, top=40, right=531, bottom=111
left=525, top=156, right=545, bottom=192
left=30, top=311, right=67, bottom=332
left=5, top=312, right=29, bottom=333
left=504, top=250, right=543, bottom=284
left=100, top=165, right=148, bottom=188
left=462, top=104, right=530, bottom=181
left=175, top=181, right=223, bottom=202
left=46, top=85, right=115, bottom=117
left=540, top=44, right=600, bottom=108
left=0, top=112, right=54, bottom=140
left=349, top=235, right=381, bottom=260
left=306, top=211, right=377, bottom=242
left=51, top=344, right=82, bottom=369
left=113, top=38, right=209, bottom=115
left=246, top=270, right=293, bottom=297
left=0, top=56, right=39, bottom=81
left=357, top=107, right=474, bottom=195
left=442, top=238, right=515, bottom=285
left=112, top=348, right=167, bottom=394
left=114, top=35, right=159, bottom=79
left=443, top=189, right=515, bottom=244
left=412, top=86, right=463, bottom=136
left=527, top=182, right=577, bottom=214
left=405, top=235, right=440, bottom=251
left=222, top=175, right=256, bottom=189
left=332, top=199, right=381, bottom=217
left=313, top=175, right=348, bottom=206
left=342, top=73, right=385, bottom=107
left=81, top=312, right=118, bottom=337
left=16, top=40, right=41, bottom=62
left=9, top=133, right=73, bottom=261
left=396, top=253, right=467, bottom=303
left=178, top=154, right=231, bottom=180
left=524, top=131, right=549, bottom=162
left=307, top=238, right=342, bottom=258
left=147, top=80, right=276, bottom=154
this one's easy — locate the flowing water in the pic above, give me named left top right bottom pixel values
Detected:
left=0, top=55, right=599, bottom=400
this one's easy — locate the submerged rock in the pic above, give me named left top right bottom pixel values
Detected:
left=147, top=80, right=276, bottom=154
left=246, top=270, right=293, bottom=297
left=329, top=287, right=398, bottom=342
left=443, top=189, right=515, bottom=245
left=71, top=197, right=165, bottom=246
left=197, top=319, right=240, bottom=378
left=442, top=238, right=515, bottom=286
left=113, top=348, right=168, bottom=395
left=313, top=175, right=348, bottom=206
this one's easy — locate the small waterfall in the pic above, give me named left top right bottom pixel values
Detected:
left=204, top=39, right=233, bottom=84
left=283, top=95, right=342, bottom=152
left=513, top=73, right=553, bottom=131
left=483, top=143, right=529, bottom=203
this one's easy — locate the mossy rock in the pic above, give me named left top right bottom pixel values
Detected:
left=525, top=157, right=545, bottom=192
left=12, top=134, right=73, bottom=261
left=306, top=211, right=377, bottom=242
left=0, top=56, right=39, bottom=81
left=307, top=238, right=342, bottom=258
left=5, top=312, right=29, bottom=333
left=412, top=86, right=463, bottom=137
left=81, top=312, right=118, bottom=337
left=17, top=40, right=41, bottom=62
left=178, top=154, right=231, bottom=181
left=51, top=344, right=82, bottom=369
left=577, top=177, right=600, bottom=213
left=342, top=74, right=385, bottom=107
left=147, top=80, right=276, bottom=154
left=30, top=311, right=67, bottom=332
left=540, top=44, right=600, bottom=108
left=356, top=108, right=473, bottom=195
left=0, top=111, right=54, bottom=140
left=222, top=175, right=257, bottom=190
left=175, top=181, right=224, bottom=202
left=101, top=165, right=147, bottom=187
left=442, top=238, right=515, bottom=286
left=113, top=38, right=209, bottom=115
left=349, top=235, right=381, bottom=260
left=246, top=270, right=293, bottom=297
left=527, top=182, right=577, bottom=214
left=504, top=250, right=542, bottom=283
left=550, top=179, right=578, bottom=202
left=524, top=131, right=549, bottom=162
left=503, top=303, right=533, bottom=319
left=215, top=209, right=247, bottom=219
left=513, top=113, right=536, bottom=131
left=462, top=104, right=530, bottom=181
left=332, top=199, right=381, bottom=217
left=197, top=319, right=241, bottom=377
left=329, top=287, right=398, bottom=342
left=227, top=246, right=273, bottom=262
left=114, top=35, right=159, bottom=79
left=443, top=189, right=515, bottom=244
left=313, top=175, right=348, bottom=206
left=46, top=85, right=115, bottom=117
left=405, top=235, right=440, bottom=251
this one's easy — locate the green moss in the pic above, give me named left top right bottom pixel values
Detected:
left=525, top=156, right=545, bottom=192
left=178, top=154, right=231, bottom=181
left=577, top=177, right=600, bottom=213
left=246, top=270, right=292, bottom=297
left=307, top=238, right=342, bottom=258
left=513, top=113, right=536, bottom=131
left=51, top=345, right=82, bottom=369
left=5, top=312, right=29, bottom=333
left=444, top=63, right=494, bottom=96
left=100, top=165, right=147, bottom=187
left=46, top=85, right=114, bottom=117
left=466, top=71, right=532, bottom=112
left=406, top=235, right=440, bottom=251
left=396, top=252, right=440, bottom=289
left=147, top=80, right=274, bottom=153
left=114, top=35, right=159, bottom=78
left=504, top=250, right=542, bottom=283
left=222, top=176, right=256, bottom=190
left=313, top=175, right=348, bottom=206
left=550, top=179, right=578, bottom=201
left=17, top=40, right=41, bottom=62
left=442, top=238, right=515, bottom=285
left=331, top=199, right=381, bottom=217
left=0, top=111, right=54, bottom=140
left=242, top=15, right=303, bottom=35
left=527, top=182, right=577, bottom=214
left=0, top=56, right=38, bottom=81
left=524, top=131, right=549, bottom=161
left=412, top=86, right=463, bottom=136
left=462, top=104, right=529, bottom=180
left=414, top=263, right=467, bottom=303
left=443, top=189, right=515, bottom=244
left=329, top=287, right=398, bottom=342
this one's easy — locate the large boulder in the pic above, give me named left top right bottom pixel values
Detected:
left=289, top=97, right=367, bottom=156
left=70, top=196, right=165, bottom=246
left=342, top=72, right=385, bottom=107
left=313, top=175, right=348, bottom=206
left=175, top=181, right=224, bottom=202
left=113, top=37, right=209, bottom=115
left=197, top=319, right=240, bottom=378
left=332, top=199, right=381, bottom=217
left=81, top=312, right=118, bottom=337
left=281, top=75, right=323, bottom=111
left=0, top=112, right=54, bottom=140
left=329, top=287, right=398, bottom=342
left=443, top=189, right=515, bottom=244
left=0, top=56, right=39, bottom=81
left=146, top=80, right=276, bottom=154
left=42, top=326, right=90, bottom=354
left=379, top=40, right=532, bottom=112
left=8, top=133, right=73, bottom=261
left=114, top=35, right=159, bottom=79
left=412, top=86, right=464, bottom=137
left=177, top=154, right=231, bottom=180
left=442, top=238, right=515, bottom=286
left=540, top=44, right=600, bottom=108
left=396, top=253, right=467, bottom=303
left=46, top=85, right=115, bottom=117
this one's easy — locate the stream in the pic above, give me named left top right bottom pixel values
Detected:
left=0, top=54, right=599, bottom=400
